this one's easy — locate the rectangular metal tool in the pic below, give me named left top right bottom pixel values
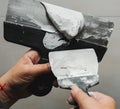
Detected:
left=49, top=49, right=99, bottom=91
left=4, top=0, right=114, bottom=62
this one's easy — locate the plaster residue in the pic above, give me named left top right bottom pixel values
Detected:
left=43, top=33, right=68, bottom=50
left=41, top=2, right=85, bottom=40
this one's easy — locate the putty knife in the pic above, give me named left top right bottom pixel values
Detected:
left=49, top=49, right=99, bottom=92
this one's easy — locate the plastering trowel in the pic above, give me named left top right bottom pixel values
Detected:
left=49, top=49, right=99, bottom=92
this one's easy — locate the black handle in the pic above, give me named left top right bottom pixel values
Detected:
left=28, top=73, right=56, bottom=96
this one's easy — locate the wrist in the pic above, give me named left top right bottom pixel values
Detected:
left=0, top=74, right=18, bottom=108
left=0, top=89, right=16, bottom=108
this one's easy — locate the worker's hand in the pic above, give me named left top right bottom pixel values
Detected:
left=68, top=86, right=116, bottom=109
left=0, top=50, right=52, bottom=107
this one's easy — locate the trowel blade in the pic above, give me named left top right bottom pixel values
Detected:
left=4, top=0, right=114, bottom=62
left=49, top=49, right=99, bottom=92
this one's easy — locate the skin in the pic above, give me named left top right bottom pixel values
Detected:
left=68, top=86, right=116, bottom=109
left=0, top=50, right=52, bottom=107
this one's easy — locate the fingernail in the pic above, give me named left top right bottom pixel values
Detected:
left=48, top=63, right=51, bottom=69
left=89, top=91, right=97, bottom=99
left=47, top=63, right=51, bottom=71
left=72, top=85, right=79, bottom=92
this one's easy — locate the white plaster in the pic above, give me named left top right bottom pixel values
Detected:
left=43, top=33, right=68, bottom=50
left=41, top=2, right=85, bottom=40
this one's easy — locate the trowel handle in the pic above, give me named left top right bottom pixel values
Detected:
left=28, top=56, right=56, bottom=96
left=28, top=72, right=56, bottom=96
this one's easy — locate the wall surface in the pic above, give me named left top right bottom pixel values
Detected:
left=0, top=0, right=120, bottom=109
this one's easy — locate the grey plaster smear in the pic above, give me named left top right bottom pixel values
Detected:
left=49, top=49, right=99, bottom=91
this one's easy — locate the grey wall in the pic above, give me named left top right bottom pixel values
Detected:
left=0, top=0, right=120, bottom=109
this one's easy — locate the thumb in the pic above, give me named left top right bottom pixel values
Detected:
left=71, top=86, right=94, bottom=107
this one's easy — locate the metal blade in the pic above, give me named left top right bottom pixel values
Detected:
left=49, top=49, right=99, bottom=91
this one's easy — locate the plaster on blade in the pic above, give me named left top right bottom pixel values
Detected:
left=41, top=2, right=85, bottom=40
left=49, top=49, right=99, bottom=91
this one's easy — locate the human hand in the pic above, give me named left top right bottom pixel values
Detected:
left=68, top=86, right=116, bottom=109
left=0, top=50, right=52, bottom=107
